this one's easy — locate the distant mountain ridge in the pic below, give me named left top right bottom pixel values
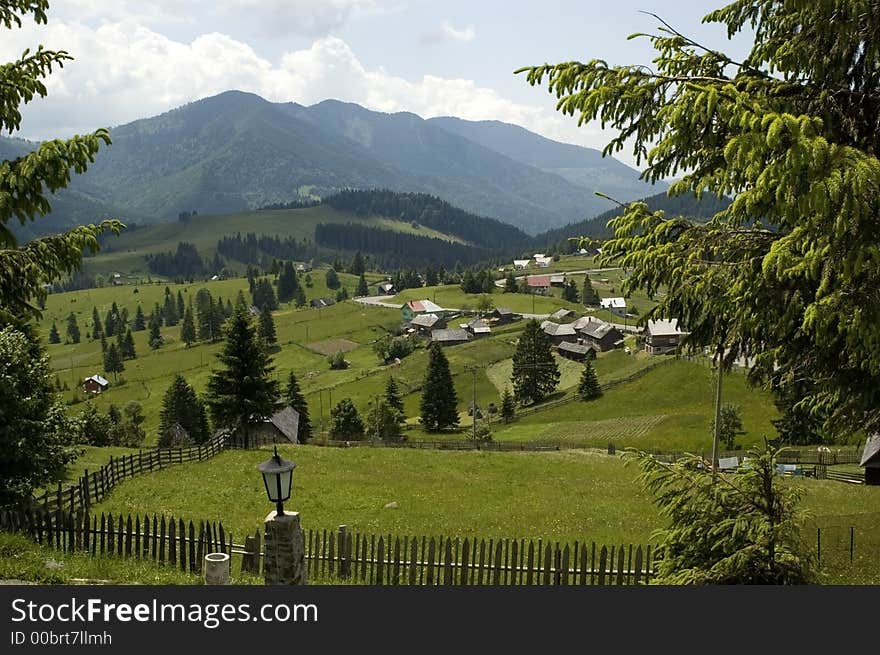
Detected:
left=3, top=90, right=661, bottom=238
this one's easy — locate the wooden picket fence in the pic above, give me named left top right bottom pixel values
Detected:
left=27, top=433, right=230, bottom=517
left=242, top=526, right=656, bottom=585
left=0, top=506, right=655, bottom=585
left=0, top=506, right=231, bottom=576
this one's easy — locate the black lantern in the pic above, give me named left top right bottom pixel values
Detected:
left=258, top=445, right=296, bottom=517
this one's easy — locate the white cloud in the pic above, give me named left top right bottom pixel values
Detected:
left=0, top=19, right=632, bottom=166
left=420, top=20, right=476, bottom=44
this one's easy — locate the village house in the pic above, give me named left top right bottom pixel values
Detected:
left=310, top=297, right=336, bottom=309
left=377, top=282, right=395, bottom=295
left=573, top=317, right=625, bottom=351
left=540, top=320, right=578, bottom=346
left=535, top=256, right=553, bottom=268
left=526, top=275, right=551, bottom=295
left=430, top=328, right=471, bottom=346
left=600, top=297, right=627, bottom=318
left=490, top=307, right=521, bottom=325
left=645, top=318, right=687, bottom=355
left=860, top=434, right=880, bottom=485
left=230, top=406, right=300, bottom=447
left=550, top=308, right=574, bottom=321
left=82, top=374, right=109, bottom=394
left=295, top=262, right=313, bottom=273
left=557, top=341, right=597, bottom=362
left=550, top=274, right=566, bottom=288
left=513, top=259, right=532, bottom=270
left=401, top=299, right=446, bottom=322
left=463, top=318, right=491, bottom=337
left=409, top=313, right=446, bottom=335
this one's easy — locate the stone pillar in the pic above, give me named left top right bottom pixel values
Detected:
left=263, top=511, right=308, bottom=585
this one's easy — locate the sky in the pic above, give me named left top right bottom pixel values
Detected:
left=1, top=1, right=753, bottom=169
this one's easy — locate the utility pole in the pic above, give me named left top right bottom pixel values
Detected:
left=711, top=346, right=724, bottom=476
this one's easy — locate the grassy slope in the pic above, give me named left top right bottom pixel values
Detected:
left=85, top=206, right=471, bottom=276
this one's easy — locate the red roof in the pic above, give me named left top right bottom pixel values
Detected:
left=407, top=300, right=426, bottom=312
left=527, top=275, right=551, bottom=287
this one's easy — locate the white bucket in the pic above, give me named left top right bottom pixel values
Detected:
left=204, top=552, right=230, bottom=585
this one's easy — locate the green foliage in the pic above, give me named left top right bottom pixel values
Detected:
left=91, top=306, right=102, bottom=339
left=47, top=320, right=59, bottom=343
left=121, top=329, right=136, bottom=360
left=420, top=342, right=459, bottom=431
left=577, top=360, right=602, bottom=400
left=356, top=272, right=369, bottom=297
left=180, top=304, right=196, bottom=347
left=581, top=276, right=599, bottom=306
left=365, top=398, right=404, bottom=442
left=206, top=303, right=280, bottom=447
left=148, top=317, right=162, bottom=350
left=252, top=277, right=277, bottom=311
left=283, top=371, right=311, bottom=443
left=258, top=305, right=277, bottom=346
left=328, top=351, right=348, bottom=370
left=0, top=325, right=76, bottom=504
left=504, top=271, right=518, bottom=293
left=132, top=304, right=145, bottom=331
left=329, top=397, right=365, bottom=440
left=65, top=312, right=80, bottom=343
left=102, top=342, right=124, bottom=380
left=349, top=252, right=366, bottom=276
left=711, top=404, right=746, bottom=450
left=500, top=387, right=516, bottom=423
left=511, top=319, right=559, bottom=405
left=517, top=2, right=880, bottom=435
left=276, top=261, right=299, bottom=303
left=335, top=287, right=349, bottom=302
left=385, top=376, right=405, bottom=419
left=561, top=279, right=579, bottom=303
left=325, top=267, right=340, bottom=290
left=373, top=334, right=414, bottom=364
left=625, top=445, right=815, bottom=584
left=158, top=374, right=210, bottom=446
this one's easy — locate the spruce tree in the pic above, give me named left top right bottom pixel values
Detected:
left=562, top=279, right=579, bottom=302
left=104, top=303, right=118, bottom=337
left=180, top=304, right=196, bottom=347
left=258, top=304, right=277, bottom=346
left=122, top=329, right=136, bottom=360
left=148, top=317, right=163, bottom=349
left=48, top=322, right=60, bottom=344
left=100, top=333, right=107, bottom=353
left=91, top=306, right=103, bottom=340
left=163, top=293, right=178, bottom=326
left=577, top=360, right=602, bottom=400
left=349, top=252, right=366, bottom=276
left=504, top=271, right=518, bottom=293
left=511, top=319, right=560, bottom=405
left=252, top=278, right=278, bottom=311
left=385, top=376, right=405, bottom=421
left=284, top=371, right=311, bottom=443
left=501, top=387, right=516, bottom=423
left=582, top=276, right=599, bottom=306
left=325, top=267, right=340, bottom=289
left=356, top=273, right=369, bottom=297
left=293, top=286, right=307, bottom=307
left=206, top=302, right=280, bottom=447
left=420, top=342, right=459, bottom=431
left=336, top=287, right=349, bottom=302
left=132, top=304, right=146, bottom=331
left=103, top=342, right=124, bottom=381
left=65, top=312, right=80, bottom=344
left=159, top=374, right=211, bottom=446
left=329, top=398, right=365, bottom=440
left=277, top=261, right=299, bottom=304
left=176, top=291, right=185, bottom=318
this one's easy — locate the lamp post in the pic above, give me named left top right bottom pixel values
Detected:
left=258, top=445, right=307, bottom=585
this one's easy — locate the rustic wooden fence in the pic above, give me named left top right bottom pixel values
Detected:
left=27, top=433, right=230, bottom=517
left=0, top=507, right=656, bottom=585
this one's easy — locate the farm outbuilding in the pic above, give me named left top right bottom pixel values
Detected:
left=860, top=434, right=880, bottom=485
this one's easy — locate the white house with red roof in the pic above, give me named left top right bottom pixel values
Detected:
left=401, top=299, right=446, bottom=322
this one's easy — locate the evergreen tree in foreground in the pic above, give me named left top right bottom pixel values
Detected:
left=284, top=371, right=311, bottom=443
left=577, top=360, right=602, bottom=400
left=511, top=319, right=559, bottom=405
left=158, top=374, right=211, bottom=446
left=206, top=302, right=280, bottom=447
left=420, top=342, right=459, bottom=431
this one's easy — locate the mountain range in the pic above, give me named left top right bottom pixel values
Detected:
left=2, top=90, right=664, bottom=239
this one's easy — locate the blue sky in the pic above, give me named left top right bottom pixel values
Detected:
left=2, top=1, right=752, bottom=168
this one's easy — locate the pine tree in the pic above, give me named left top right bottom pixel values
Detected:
left=104, top=304, right=118, bottom=337
left=325, top=267, right=340, bottom=290
left=258, top=305, right=277, bottom=346
left=349, top=252, right=366, bottom=276
left=148, top=317, right=163, bottom=349
left=103, top=342, right=124, bottom=381
left=420, top=342, right=459, bottom=431
left=48, top=322, right=60, bottom=344
left=581, top=276, right=599, bottom=306
left=385, top=376, right=405, bottom=420
left=356, top=273, right=369, bottom=297
left=577, top=360, right=602, bottom=400
left=159, top=374, right=211, bottom=446
left=252, top=278, right=278, bottom=311
left=91, top=307, right=103, bottom=340
left=122, top=329, right=136, bottom=360
left=501, top=387, right=516, bottom=423
left=66, top=312, right=80, bottom=344
left=336, top=287, right=349, bottom=302
left=562, top=279, right=579, bottom=302
left=284, top=371, right=311, bottom=443
left=180, top=304, right=196, bottom=347
left=293, top=286, right=307, bottom=307
left=504, top=271, right=518, bottom=293
left=100, top=333, right=107, bottom=353
left=206, top=303, right=280, bottom=447
left=176, top=291, right=185, bottom=318
left=277, top=261, right=299, bottom=303
left=132, top=304, right=146, bottom=331
left=329, top=398, right=365, bottom=440
left=511, top=319, right=560, bottom=405
left=163, top=294, right=179, bottom=326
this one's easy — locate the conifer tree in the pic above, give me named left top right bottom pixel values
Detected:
left=258, top=304, right=277, bottom=347
left=385, top=376, right=405, bottom=420
left=504, top=271, right=518, bottom=293
left=420, top=342, right=459, bottom=430
left=356, top=272, right=369, bottom=297
left=349, top=252, right=366, bottom=276
left=65, top=312, right=80, bottom=344
left=48, top=322, right=60, bottom=344
left=158, top=374, right=210, bottom=446
left=180, top=303, right=196, bottom=347
left=293, top=286, right=307, bottom=307
left=501, top=387, right=516, bottom=423
left=366, top=398, right=403, bottom=442
left=91, top=306, right=103, bottom=340
left=122, top=329, right=136, bottom=360
left=277, top=261, right=299, bottom=304
left=99, top=333, right=106, bottom=353
left=176, top=290, right=185, bottom=318
left=206, top=302, right=280, bottom=447
left=132, top=304, right=146, bottom=331
left=148, top=317, right=163, bottom=349
left=511, top=319, right=559, bottom=405
left=284, top=371, right=311, bottom=443
left=562, top=279, right=579, bottom=302
left=163, top=293, right=178, bottom=326
left=325, top=267, right=340, bottom=290
left=581, top=276, right=599, bottom=306
left=577, top=360, right=602, bottom=400
left=103, top=342, right=124, bottom=381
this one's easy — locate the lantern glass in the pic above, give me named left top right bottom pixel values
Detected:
left=258, top=449, right=296, bottom=503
